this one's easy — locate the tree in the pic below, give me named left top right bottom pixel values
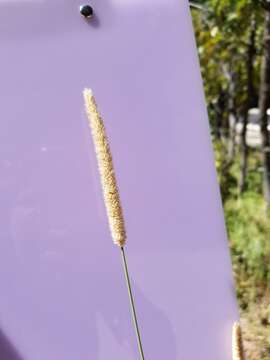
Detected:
left=259, top=1, right=270, bottom=205
left=192, top=0, right=262, bottom=194
left=239, top=17, right=257, bottom=193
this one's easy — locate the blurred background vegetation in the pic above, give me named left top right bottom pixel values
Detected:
left=191, top=1, right=270, bottom=358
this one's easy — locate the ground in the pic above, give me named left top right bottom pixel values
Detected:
left=241, top=293, right=270, bottom=359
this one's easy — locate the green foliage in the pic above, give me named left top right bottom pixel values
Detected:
left=192, top=2, right=270, bottom=356
left=192, top=0, right=263, bottom=129
left=192, top=0, right=270, bottom=304
left=227, top=194, right=270, bottom=280
left=214, top=141, right=270, bottom=306
left=214, top=140, right=238, bottom=200
left=226, top=192, right=270, bottom=304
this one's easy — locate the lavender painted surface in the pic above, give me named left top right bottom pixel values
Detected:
left=0, top=0, right=238, bottom=359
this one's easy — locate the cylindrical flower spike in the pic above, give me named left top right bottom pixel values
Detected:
left=83, top=88, right=126, bottom=247
left=232, top=322, right=244, bottom=360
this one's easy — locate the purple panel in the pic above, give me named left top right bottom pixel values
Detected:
left=0, top=0, right=238, bottom=359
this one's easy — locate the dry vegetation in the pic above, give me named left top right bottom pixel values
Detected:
left=241, top=294, right=270, bottom=359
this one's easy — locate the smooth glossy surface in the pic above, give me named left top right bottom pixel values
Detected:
left=0, top=0, right=238, bottom=359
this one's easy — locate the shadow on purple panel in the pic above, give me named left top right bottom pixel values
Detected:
left=0, top=330, right=23, bottom=360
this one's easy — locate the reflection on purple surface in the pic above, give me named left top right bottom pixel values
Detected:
left=0, top=0, right=238, bottom=359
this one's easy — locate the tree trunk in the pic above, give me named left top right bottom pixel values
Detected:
left=215, top=89, right=227, bottom=141
left=239, top=18, right=256, bottom=193
left=227, top=67, right=238, bottom=163
left=228, top=112, right=236, bottom=162
left=259, top=8, right=270, bottom=205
